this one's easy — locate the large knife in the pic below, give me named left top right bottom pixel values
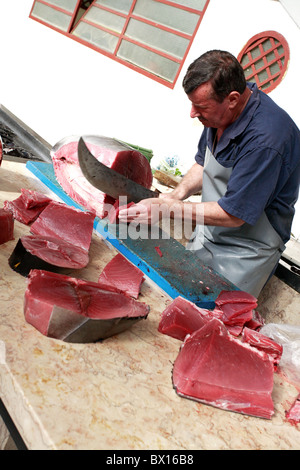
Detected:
left=78, top=137, right=159, bottom=203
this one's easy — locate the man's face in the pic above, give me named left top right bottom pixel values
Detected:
left=188, top=81, right=231, bottom=129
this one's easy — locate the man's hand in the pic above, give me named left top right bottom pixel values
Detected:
left=117, top=197, right=184, bottom=225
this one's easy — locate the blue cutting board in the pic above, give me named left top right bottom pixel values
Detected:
left=26, top=161, right=238, bottom=308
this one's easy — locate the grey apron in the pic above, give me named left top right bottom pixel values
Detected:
left=187, top=146, right=285, bottom=297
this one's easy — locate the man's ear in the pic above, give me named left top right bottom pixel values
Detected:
left=228, top=91, right=240, bottom=109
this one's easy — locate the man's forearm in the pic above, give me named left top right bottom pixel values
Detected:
left=160, top=162, right=203, bottom=201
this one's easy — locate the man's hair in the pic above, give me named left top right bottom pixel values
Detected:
left=182, top=50, right=247, bottom=102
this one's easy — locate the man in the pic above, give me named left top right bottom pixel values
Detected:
left=118, top=50, right=300, bottom=297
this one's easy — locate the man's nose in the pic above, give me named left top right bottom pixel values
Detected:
left=190, top=105, right=199, bottom=119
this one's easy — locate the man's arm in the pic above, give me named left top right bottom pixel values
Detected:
left=159, top=162, right=203, bottom=201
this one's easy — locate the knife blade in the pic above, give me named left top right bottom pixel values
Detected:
left=78, top=137, right=159, bottom=203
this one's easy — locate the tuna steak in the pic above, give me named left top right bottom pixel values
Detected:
left=24, top=270, right=150, bottom=342
left=0, top=208, right=14, bottom=244
left=215, top=290, right=257, bottom=306
left=30, top=200, right=95, bottom=251
left=9, top=201, right=95, bottom=276
left=286, top=394, right=300, bottom=424
left=158, top=296, right=213, bottom=341
left=242, top=327, right=283, bottom=369
left=172, top=318, right=274, bottom=419
left=51, top=135, right=153, bottom=219
left=9, top=235, right=89, bottom=276
left=4, top=188, right=51, bottom=225
left=98, top=253, right=145, bottom=299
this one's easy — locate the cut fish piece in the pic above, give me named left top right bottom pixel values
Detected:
left=98, top=253, right=144, bottom=299
left=215, top=290, right=257, bottom=306
left=8, top=235, right=89, bottom=276
left=172, top=318, right=274, bottom=419
left=9, top=201, right=95, bottom=276
left=242, top=327, right=283, bottom=369
left=286, top=394, right=300, bottom=424
left=24, top=270, right=150, bottom=342
left=244, top=310, right=265, bottom=330
left=30, top=200, right=95, bottom=252
left=20, top=188, right=52, bottom=209
left=51, top=135, right=153, bottom=219
left=0, top=208, right=14, bottom=244
left=4, top=189, right=51, bottom=225
left=158, top=296, right=213, bottom=341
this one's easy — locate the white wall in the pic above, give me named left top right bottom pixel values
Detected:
left=0, top=0, right=299, bottom=237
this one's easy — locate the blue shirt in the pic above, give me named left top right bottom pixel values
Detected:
left=195, top=83, right=300, bottom=243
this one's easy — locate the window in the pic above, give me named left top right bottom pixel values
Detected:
left=29, top=0, right=210, bottom=88
left=237, top=31, right=290, bottom=94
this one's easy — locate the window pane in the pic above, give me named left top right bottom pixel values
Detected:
left=262, top=39, right=272, bottom=52
left=73, top=22, right=119, bottom=52
left=257, top=69, right=269, bottom=83
left=125, top=18, right=189, bottom=59
left=31, top=1, right=71, bottom=31
left=45, top=0, right=78, bottom=13
left=117, top=40, right=180, bottom=82
left=133, top=0, right=199, bottom=35
left=254, top=58, right=264, bottom=70
left=85, top=6, right=126, bottom=33
left=95, top=0, right=133, bottom=14
left=250, top=46, right=261, bottom=60
left=269, top=62, right=280, bottom=76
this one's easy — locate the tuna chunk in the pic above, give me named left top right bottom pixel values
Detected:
left=51, top=135, right=153, bottom=219
left=9, top=201, right=95, bottom=276
left=4, top=188, right=51, bottom=225
left=24, top=270, right=150, bottom=342
left=0, top=208, right=14, bottom=244
left=9, top=235, right=89, bottom=276
left=286, top=394, right=300, bottom=424
left=215, top=290, right=257, bottom=306
left=20, top=188, right=52, bottom=209
left=242, top=327, right=283, bottom=369
left=172, top=318, right=274, bottom=419
left=214, top=290, right=258, bottom=334
left=158, top=296, right=214, bottom=341
left=30, top=200, right=95, bottom=252
left=98, top=253, right=145, bottom=299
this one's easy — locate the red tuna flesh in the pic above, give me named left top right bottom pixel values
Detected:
left=214, top=290, right=257, bottom=332
left=51, top=136, right=153, bottom=219
left=98, top=253, right=144, bottom=299
left=20, top=188, right=52, bottom=209
left=0, top=208, right=14, bottom=244
left=242, top=327, right=283, bottom=369
left=24, top=270, right=150, bottom=342
left=158, top=296, right=213, bottom=341
left=30, top=200, right=95, bottom=252
left=4, top=189, right=51, bottom=225
left=9, top=235, right=89, bottom=273
left=286, top=394, right=300, bottom=424
left=9, top=201, right=95, bottom=276
left=172, top=318, right=274, bottom=419
left=244, top=310, right=265, bottom=330
left=215, top=290, right=257, bottom=306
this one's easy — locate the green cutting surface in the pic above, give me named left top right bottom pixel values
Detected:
left=26, top=161, right=238, bottom=308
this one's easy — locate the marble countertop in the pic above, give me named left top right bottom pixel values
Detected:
left=0, top=159, right=299, bottom=450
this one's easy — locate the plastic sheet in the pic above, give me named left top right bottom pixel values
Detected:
left=260, top=323, right=300, bottom=387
